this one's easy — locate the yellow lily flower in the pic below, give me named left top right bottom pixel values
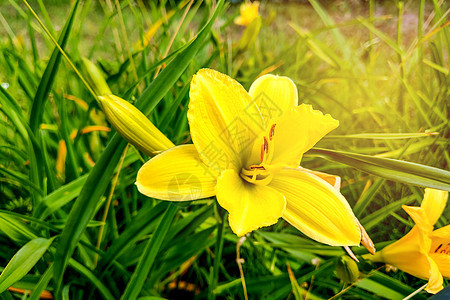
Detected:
left=136, top=69, right=373, bottom=249
left=368, top=188, right=449, bottom=293
left=234, top=1, right=259, bottom=26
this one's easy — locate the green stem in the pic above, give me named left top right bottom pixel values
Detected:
left=396, top=0, right=405, bottom=116
left=208, top=204, right=227, bottom=300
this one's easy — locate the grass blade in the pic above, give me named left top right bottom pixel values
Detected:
left=28, top=0, right=80, bottom=133
left=52, top=1, right=224, bottom=295
left=68, top=259, right=116, bottom=300
left=0, top=237, right=54, bottom=293
left=308, top=148, right=450, bottom=191
left=120, top=203, right=178, bottom=300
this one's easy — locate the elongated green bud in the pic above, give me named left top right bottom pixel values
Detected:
left=81, top=57, right=112, bottom=96
left=336, top=256, right=359, bottom=284
left=98, top=94, right=174, bottom=155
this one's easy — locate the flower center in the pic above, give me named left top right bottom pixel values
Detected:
left=240, top=124, right=276, bottom=186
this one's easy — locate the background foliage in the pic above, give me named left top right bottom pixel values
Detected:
left=0, top=0, right=448, bottom=299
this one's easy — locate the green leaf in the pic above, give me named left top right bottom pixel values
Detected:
left=149, top=226, right=216, bottom=286
left=325, top=132, right=439, bottom=140
left=287, top=263, right=304, bottom=300
left=0, top=213, right=37, bottom=244
left=0, top=165, right=43, bottom=196
left=360, top=195, right=416, bottom=231
left=237, top=16, right=261, bottom=50
left=28, top=0, right=79, bottom=133
left=120, top=204, right=178, bottom=300
left=356, top=271, right=416, bottom=299
left=307, top=148, right=450, bottom=191
left=0, top=237, right=54, bottom=293
left=68, top=259, right=116, bottom=300
left=98, top=202, right=168, bottom=271
left=29, top=264, right=53, bottom=300
left=0, top=86, right=28, bottom=142
left=52, top=0, right=225, bottom=296
left=34, top=174, right=88, bottom=219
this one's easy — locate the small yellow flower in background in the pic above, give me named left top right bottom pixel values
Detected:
left=234, top=1, right=259, bottom=26
left=366, top=188, right=449, bottom=294
left=98, top=94, right=174, bottom=156
left=136, top=68, right=374, bottom=252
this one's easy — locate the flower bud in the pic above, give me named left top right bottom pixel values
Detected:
left=336, top=256, right=359, bottom=284
left=98, top=94, right=174, bottom=155
left=81, top=57, right=112, bottom=96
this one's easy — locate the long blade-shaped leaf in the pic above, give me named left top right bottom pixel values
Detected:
left=68, top=259, right=116, bottom=300
left=307, top=148, right=450, bottom=191
left=120, top=203, right=178, bottom=299
left=0, top=237, right=54, bottom=293
left=28, top=0, right=79, bottom=133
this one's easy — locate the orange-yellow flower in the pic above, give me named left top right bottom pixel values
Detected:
left=136, top=69, right=373, bottom=250
left=367, top=188, right=449, bottom=293
left=234, top=1, right=259, bottom=26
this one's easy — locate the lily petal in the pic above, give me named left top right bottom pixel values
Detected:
left=188, top=69, right=264, bottom=172
left=374, top=228, right=432, bottom=279
left=136, top=145, right=218, bottom=201
left=421, top=188, right=448, bottom=226
left=431, top=225, right=450, bottom=240
left=425, top=256, right=444, bottom=294
left=269, top=168, right=361, bottom=246
left=430, top=225, right=450, bottom=277
left=430, top=254, right=450, bottom=278
left=249, top=74, right=298, bottom=125
left=402, top=205, right=433, bottom=232
left=216, top=169, right=286, bottom=236
left=357, top=220, right=376, bottom=254
left=271, top=104, right=339, bottom=167
left=298, top=167, right=341, bottom=190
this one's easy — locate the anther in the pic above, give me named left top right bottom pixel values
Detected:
left=264, top=137, right=269, bottom=154
left=260, top=144, right=264, bottom=162
left=269, top=124, right=276, bottom=140
left=250, top=165, right=266, bottom=170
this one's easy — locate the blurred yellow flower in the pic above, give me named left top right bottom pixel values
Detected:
left=234, top=1, right=259, bottom=26
left=368, top=188, right=449, bottom=293
left=136, top=69, right=374, bottom=251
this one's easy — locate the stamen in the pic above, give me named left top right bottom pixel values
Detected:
left=250, top=165, right=266, bottom=170
left=260, top=144, right=264, bottom=162
left=269, top=124, right=276, bottom=140
left=264, top=137, right=269, bottom=154
left=435, top=244, right=450, bottom=255
left=240, top=166, right=273, bottom=185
